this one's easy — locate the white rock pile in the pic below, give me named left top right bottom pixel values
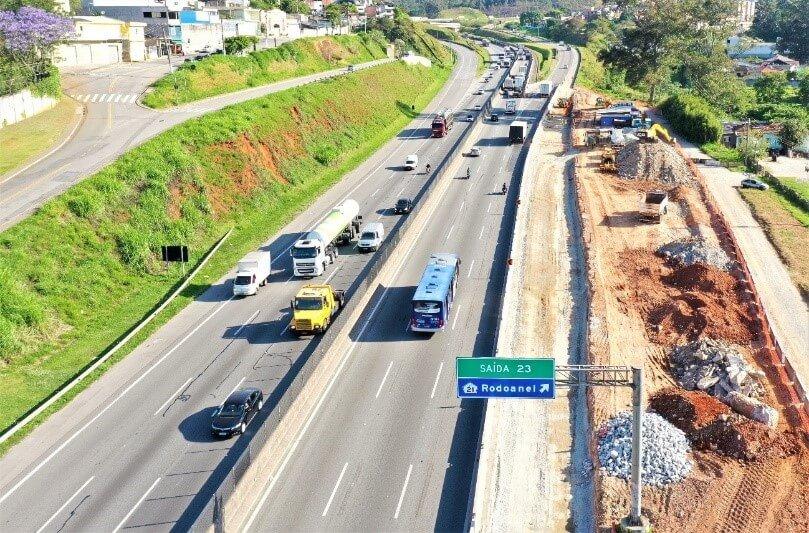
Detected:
left=669, top=338, right=764, bottom=399
left=616, top=140, right=694, bottom=184
left=597, top=411, right=693, bottom=487
left=657, top=237, right=732, bottom=271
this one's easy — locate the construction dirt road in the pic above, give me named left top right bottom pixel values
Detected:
left=571, top=89, right=809, bottom=532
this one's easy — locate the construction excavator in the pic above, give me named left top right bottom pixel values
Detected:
left=637, top=123, right=674, bottom=144
left=600, top=148, right=617, bottom=172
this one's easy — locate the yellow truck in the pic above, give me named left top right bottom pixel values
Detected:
left=289, top=284, right=346, bottom=335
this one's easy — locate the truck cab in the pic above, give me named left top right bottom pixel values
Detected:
left=289, top=284, right=345, bottom=335
left=291, top=237, right=335, bottom=277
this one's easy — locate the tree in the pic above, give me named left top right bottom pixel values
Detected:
left=751, top=0, right=809, bottom=63
left=250, top=0, right=279, bottom=10
left=779, top=118, right=808, bottom=151
left=324, top=3, right=341, bottom=27
left=753, top=72, right=789, bottom=103
left=519, top=10, right=542, bottom=27
left=224, top=35, right=258, bottom=54
left=423, top=1, right=440, bottom=18
left=799, top=73, right=809, bottom=107
left=280, top=0, right=309, bottom=15
left=0, top=6, right=72, bottom=72
left=737, top=130, right=768, bottom=169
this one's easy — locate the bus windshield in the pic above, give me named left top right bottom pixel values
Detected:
left=291, top=246, right=319, bottom=259
left=413, top=300, right=441, bottom=314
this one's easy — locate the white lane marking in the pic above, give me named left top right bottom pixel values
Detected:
left=394, top=464, right=413, bottom=519
left=446, top=224, right=455, bottom=240
left=0, top=298, right=233, bottom=506
left=467, top=259, right=475, bottom=278
left=371, top=187, right=380, bottom=198
left=82, top=94, right=90, bottom=102
left=478, top=225, right=485, bottom=240
left=321, top=462, right=349, bottom=517
left=323, top=265, right=342, bottom=284
left=283, top=275, right=294, bottom=285
left=487, top=201, right=492, bottom=213
left=375, top=361, right=394, bottom=398
left=231, top=309, right=260, bottom=337
left=90, top=94, right=98, bottom=102
left=225, top=376, right=246, bottom=401
left=114, top=93, right=122, bottom=103
left=128, top=94, right=137, bottom=103
left=112, top=477, right=160, bottom=533
left=153, top=376, right=193, bottom=416
left=430, top=362, right=444, bottom=399
left=243, top=50, right=481, bottom=531
left=36, top=477, right=94, bottom=533
left=459, top=201, right=465, bottom=211
left=451, top=304, right=462, bottom=330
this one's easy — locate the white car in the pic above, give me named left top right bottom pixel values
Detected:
left=469, top=147, right=482, bottom=157
left=466, top=114, right=475, bottom=122
left=740, top=177, right=768, bottom=190
left=404, top=154, right=418, bottom=170
left=473, top=104, right=483, bottom=111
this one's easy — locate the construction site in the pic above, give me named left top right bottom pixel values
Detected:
left=568, top=89, right=809, bottom=532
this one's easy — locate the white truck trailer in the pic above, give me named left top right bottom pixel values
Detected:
left=233, top=251, right=272, bottom=296
left=538, top=80, right=554, bottom=98
left=291, top=200, right=362, bottom=277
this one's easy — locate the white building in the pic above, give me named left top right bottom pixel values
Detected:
left=54, top=15, right=146, bottom=66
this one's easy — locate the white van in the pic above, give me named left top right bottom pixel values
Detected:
left=357, top=222, right=384, bottom=252
left=233, top=250, right=272, bottom=296
left=404, top=154, right=418, bottom=170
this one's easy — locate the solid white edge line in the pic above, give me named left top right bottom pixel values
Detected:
left=35, top=476, right=94, bottom=533
left=394, top=464, right=413, bottom=519
left=451, top=304, right=462, bottom=330
left=0, top=298, right=232, bottom=506
left=321, top=462, right=349, bottom=517
left=111, top=477, right=160, bottom=533
left=323, top=265, right=342, bottom=284
left=467, top=259, right=475, bottom=278
left=430, top=362, right=444, bottom=400
left=153, top=376, right=193, bottom=417
left=225, top=376, right=247, bottom=402
left=375, top=361, right=394, bottom=399
left=446, top=224, right=455, bottom=240
left=478, top=226, right=485, bottom=240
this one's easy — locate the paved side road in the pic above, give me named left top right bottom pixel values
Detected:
left=0, top=57, right=392, bottom=231
left=0, top=45, right=482, bottom=532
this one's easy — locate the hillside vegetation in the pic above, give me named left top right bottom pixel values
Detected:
left=143, top=33, right=390, bottom=108
left=0, top=56, right=452, bottom=443
left=438, top=7, right=488, bottom=26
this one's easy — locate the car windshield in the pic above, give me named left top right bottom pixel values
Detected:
left=291, top=246, right=318, bottom=259
left=397, top=199, right=409, bottom=206
left=220, top=403, right=244, bottom=416
left=413, top=300, right=441, bottom=314
left=295, top=297, right=323, bottom=310
left=235, top=275, right=252, bottom=285
left=361, top=232, right=377, bottom=240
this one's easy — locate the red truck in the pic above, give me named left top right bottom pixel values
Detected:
left=431, top=110, right=454, bottom=137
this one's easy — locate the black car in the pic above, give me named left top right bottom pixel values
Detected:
left=490, top=113, right=500, bottom=122
left=395, top=198, right=413, bottom=214
left=211, top=388, right=263, bottom=437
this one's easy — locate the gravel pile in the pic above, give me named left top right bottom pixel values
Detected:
left=669, top=338, right=765, bottom=399
left=657, top=237, right=732, bottom=271
left=597, top=411, right=693, bottom=487
left=616, top=140, right=693, bottom=184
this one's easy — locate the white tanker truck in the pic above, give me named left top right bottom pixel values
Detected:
left=291, top=199, right=362, bottom=277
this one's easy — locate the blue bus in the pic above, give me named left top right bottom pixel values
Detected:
left=410, top=253, right=461, bottom=332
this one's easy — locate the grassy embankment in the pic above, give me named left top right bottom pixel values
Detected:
left=143, top=33, right=390, bottom=108
left=426, top=25, right=489, bottom=75
left=524, top=43, right=555, bottom=81
left=438, top=7, right=488, bottom=27
left=0, top=55, right=453, bottom=454
left=740, top=176, right=809, bottom=298
left=0, top=98, right=81, bottom=176
left=575, top=45, right=646, bottom=102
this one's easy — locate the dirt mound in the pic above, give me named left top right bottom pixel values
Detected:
left=618, top=249, right=758, bottom=345
left=694, top=418, right=801, bottom=461
left=616, top=140, right=694, bottom=185
left=650, top=388, right=730, bottom=433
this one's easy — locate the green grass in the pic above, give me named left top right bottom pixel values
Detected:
left=427, top=26, right=489, bottom=75
left=575, top=45, right=646, bottom=102
left=142, top=33, right=390, bottom=108
left=701, top=142, right=747, bottom=172
left=775, top=176, right=809, bottom=204
left=0, top=58, right=453, bottom=455
left=525, top=44, right=555, bottom=81
left=438, top=7, right=488, bottom=27
left=0, top=98, right=81, bottom=176
left=740, top=187, right=809, bottom=299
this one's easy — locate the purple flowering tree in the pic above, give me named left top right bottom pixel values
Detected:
left=0, top=6, right=72, bottom=69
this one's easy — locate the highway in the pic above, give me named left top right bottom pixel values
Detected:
left=0, top=44, right=497, bottom=531
left=0, top=56, right=391, bottom=231
left=244, top=46, right=578, bottom=531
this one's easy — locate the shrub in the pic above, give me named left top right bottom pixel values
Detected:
left=224, top=36, right=259, bottom=55
left=660, top=92, right=723, bottom=144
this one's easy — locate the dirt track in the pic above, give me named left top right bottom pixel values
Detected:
left=571, top=89, right=809, bottom=532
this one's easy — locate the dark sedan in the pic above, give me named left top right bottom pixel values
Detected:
left=395, top=198, right=413, bottom=214
left=211, top=388, right=263, bottom=437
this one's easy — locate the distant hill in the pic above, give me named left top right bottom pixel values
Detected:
left=396, top=0, right=601, bottom=18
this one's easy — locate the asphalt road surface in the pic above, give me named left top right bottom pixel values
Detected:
left=0, top=57, right=392, bottom=231
left=0, top=44, right=495, bottom=532
left=244, top=47, right=578, bottom=532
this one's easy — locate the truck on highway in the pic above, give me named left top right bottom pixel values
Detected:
left=513, top=75, right=526, bottom=96
left=291, top=199, right=362, bottom=277
left=639, top=190, right=669, bottom=223
left=289, top=284, right=345, bottom=335
left=509, top=120, right=528, bottom=144
left=232, top=251, right=272, bottom=296
left=505, top=100, right=517, bottom=114
left=538, top=80, right=554, bottom=98
left=431, top=110, right=454, bottom=137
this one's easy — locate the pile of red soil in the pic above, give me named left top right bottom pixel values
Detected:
left=649, top=388, right=730, bottom=433
left=618, top=250, right=758, bottom=345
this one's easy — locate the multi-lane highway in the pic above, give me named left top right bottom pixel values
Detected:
left=0, top=44, right=499, bottom=531
left=243, top=46, right=577, bottom=531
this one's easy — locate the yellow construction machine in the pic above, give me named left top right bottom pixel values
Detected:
left=637, top=123, right=674, bottom=144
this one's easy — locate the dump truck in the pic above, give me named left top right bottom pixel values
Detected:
left=291, top=200, right=362, bottom=277
left=509, top=120, right=528, bottom=144
left=289, top=284, right=345, bottom=335
left=639, top=190, right=669, bottom=223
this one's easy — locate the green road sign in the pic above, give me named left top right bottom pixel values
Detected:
left=456, top=357, right=554, bottom=379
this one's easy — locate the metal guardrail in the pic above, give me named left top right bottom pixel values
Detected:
left=190, top=49, right=515, bottom=530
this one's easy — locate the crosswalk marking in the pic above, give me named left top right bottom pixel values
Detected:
left=114, top=94, right=122, bottom=102
left=71, top=93, right=139, bottom=104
